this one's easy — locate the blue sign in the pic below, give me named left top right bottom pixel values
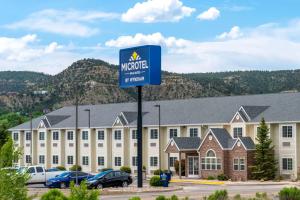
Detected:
left=119, top=45, right=161, bottom=88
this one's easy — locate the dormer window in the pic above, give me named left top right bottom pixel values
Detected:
left=233, top=127, right=243, bottom=138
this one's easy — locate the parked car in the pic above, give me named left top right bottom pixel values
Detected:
left=87, top=170, right=132, bottom=189
left=46, top=171, right=94, bottom=188
left=18, top=166, right=65, bottom=184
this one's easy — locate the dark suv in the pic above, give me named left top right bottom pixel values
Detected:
left=87, top=170, right=132, bottom=189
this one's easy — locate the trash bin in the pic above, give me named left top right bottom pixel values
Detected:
left=165, top=172, right=172, bottom=181
left=160, top=173, right=169, bottom=187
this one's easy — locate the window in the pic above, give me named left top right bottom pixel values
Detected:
left=13, top=132, right=19, bottom=141
left=233, top=158, right=239, bottom=170
left=27, top=167, right=35, bottom=174
left=82, top=156, right=89, bottom=165
left=169, top=157, right=177, bottom=167
left=282, top=126, right=293, bottom=138
left=169, top=129, right=178, bottom=138
left=98, top=156, right=104, bottom=166
left=282, top=158, right=293, bottom=170
left=189, top=128, right=198, bottom=137
left=39, top=132, right=45, bottom=140
left=67, top=131, right=74, bottom=140
left=52, top=155, right=59, bottom=164
left=114, top=157, right=121, bottom=166
left=36, top=167, right=44, bottom=173
left=233, top=158, right=246, bottom=171
left=233, top=127, right=243, bottom=138
left=82, top=131, right=88, bottom=140
left=25, top=155, right=31, bottom=164
left=98, top=130, right=104, bottom=140
left=25, top=132, right=31, bottom=141
left=53, top=131, right=59, bottom=140
left=150, top=129, right=158, bottom=139
left=67, top=156, right=73, bottom=165
left=201, top=150, right=221, bottom=170
left=132, top=156, right=138, bottom=166
left=39, top=155, right=45, bottom=164
left=150, top=157, right=158, bottom=167
left=132, top=130, right=138, bottom=139
left=114, top=130, right=122, bottom=140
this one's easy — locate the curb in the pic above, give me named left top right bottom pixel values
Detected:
left=101, top=186, right=183, bottom=195
left=170, top=179, right=224, bottom=185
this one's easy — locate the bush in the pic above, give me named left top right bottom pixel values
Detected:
left=279, top=187, right=300, bottom=200
left=129, top=197, right=141, bottom=200
left=217, top=174, right=229, bottom=181
left=69, top=181, right=99, bottom=200
left=0, top=169, right=31, bottom=200
left=150, top=176, right=162, bottom=187
left=153, top=169, right=162, bottom=175
left=120, top=166, right=132, bottom=174
left=101, top=168, right=112, bottom=172
left=207, top=190, right=228, bottom=200
left=207, top=176, right=216, bottom=180
left=69, top=165, right=82, bottom=172
left=156, top=196, right=167, bottom=200
left=41, top=189, right=68, bottom=200
left=170, top=195, right=179, bottom=200
left=56, top=166, right=66, bottom=171
left=174, top=159, right=185, bottom=176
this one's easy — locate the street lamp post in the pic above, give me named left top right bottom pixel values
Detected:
left=154, top=104, right=161, bottom=171
left=30, top=112, right=33, bottom=166
left=75, top=95, right=79, bottom=185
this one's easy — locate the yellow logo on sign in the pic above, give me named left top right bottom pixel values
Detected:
left=130, top=51, right=141, bottom=61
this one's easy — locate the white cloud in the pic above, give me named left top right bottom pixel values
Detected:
left=197, top=7, right=220, bottom=21
left=105, top=32, right=190, bottom=48
left=6, top=9, right=119, bottom=37
left=121, top=0, right=195, bottom=23
left=217, top=26, right=243, bottom=40
left=0, top=34, right=62, bottom=62
left=105, top=20, right=300, bottom=73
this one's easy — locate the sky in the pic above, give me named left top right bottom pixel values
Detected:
left=0, top=0, right=300, bottom=75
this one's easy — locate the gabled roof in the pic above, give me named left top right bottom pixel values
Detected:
left=164, top=137, right=201, bottom=153
left=210, top=128, right=233, bottom=149
left=240, top=105, right=270, bottom=121
left=45, top=115, right=70, bottom=126
left=41, top=118, right=50, bottom=128
left=199, top=128, right=255, bottom=150
left=9, top=92, right=300, bottom=131
left=238, top=137, right=255, bottom=150
left=173, top=137, right=201, bottom=150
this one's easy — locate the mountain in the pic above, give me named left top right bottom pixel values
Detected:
left=0, top=58, right=299, bottom=113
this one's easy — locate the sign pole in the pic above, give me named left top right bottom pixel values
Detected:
left=137, top=85, right=143, bottom=188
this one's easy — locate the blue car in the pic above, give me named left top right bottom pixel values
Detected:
left=46, top=171, right=94, bottom=188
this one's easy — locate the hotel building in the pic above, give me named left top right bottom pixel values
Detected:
left=9, top=92, right=300, bottom=180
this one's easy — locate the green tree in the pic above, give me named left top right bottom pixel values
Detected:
left=251, top=118, right=277, bottom=180
left=69, top=181, right=99, bottom=200
left=0, top=137, right=22, bottom=168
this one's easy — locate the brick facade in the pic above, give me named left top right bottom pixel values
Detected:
left=199, top=133, right=224, bottom=178
left=198, top=133, right=254, bottom=181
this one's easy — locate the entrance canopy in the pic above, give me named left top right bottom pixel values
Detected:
left=164, top=137, right=201, bottom=153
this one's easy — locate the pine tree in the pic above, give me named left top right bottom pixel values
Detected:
left=251, top=118, right=277, bottom=180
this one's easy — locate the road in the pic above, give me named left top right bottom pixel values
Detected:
left=100, top=184, right=289, bottom=200
left=28, top=182, right=295, bottom=200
